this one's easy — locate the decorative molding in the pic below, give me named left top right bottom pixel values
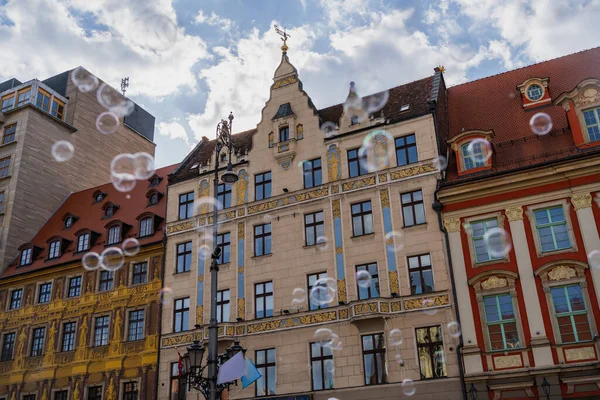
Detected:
left=505, top=206, right=523, bottom=222
left=272, top=76, right=298, bottom=89
left=493, top=354, right=522, bottom=369
left=378, top=174, right=388, bottom=183
left=443, top=218, right=461, bottom=233
left=404, top=295, right=449, bottom=310
left=379, top=189, right=390, bottom=208
left=390, top=163, right=436, bottom=180
left=481, top=276, right=508, bottom=290
left=161, top=332, right=202, bottom=348
left=388, top=271, right=399, bottom=294
left=166, top=220, right=194, bottom=234
left=548, top=265, right=576, bottom=281
left=354, top=303, right=378, bottom=315
left=342, top=176, right=376, bottom=191
left=564, top=346, right=596, bottom=362
left=199, top=180, right=210, bottom=214
left=332, top=199, right=341, bottom=219
left=247, top=187, right=328, bottom=215
left=196, top=305, right=203, bottom=325
left=237, top=223, right=245, bottom=240
left=237, top=298, right=245, bottom=320
left=327, top=144, right=341, bottom=182
left=571, top=192, right=592, bottom=210
left=337, top=279, right=347, bottom=304
left=247, top=311, right=337, bottom=334
left=331, top=185, right=339, bottom=194
left=236, top=169, right=248, bottom=205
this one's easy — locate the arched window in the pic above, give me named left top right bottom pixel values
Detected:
left=140, top=217, right=153, bottom=237
left=149, top=192, right=159, bottom=205
left=107, top=225, right=121, bottom=245
left=105, top=205, right=114, bottom=218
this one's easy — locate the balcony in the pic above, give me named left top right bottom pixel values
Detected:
left=273, top=139, right=297, bottom=169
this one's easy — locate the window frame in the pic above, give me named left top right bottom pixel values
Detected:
left=86, top=386, right=103, bottom=400
left=361, top=333, right=386, bottom=385
left=307, top=272, right=328, bottom=311
left=2, top=123, right=16, bottom=144
left=16, top=87, right=31, bottom=107
left=400, top=190, right=426, bottom=227
left=98, top=270, right=114, bottom=292
left=407, top=254, right=434, bottom=295
left=526, top=200, right=577, bottom=257
left=93, top=315, right=110, bottom=347
left=347, top=148, right=368, bottom=178
left=53, top=390, right=69, bottom=400
left=483, top=293, right=520, bottom=351
left=131, top=262, right=148, bottom=285
left=255, top=171, right=272, bottom=201
left=582, top=106, right=600, bottom=143
left=0, top=156, right=10, bottom=177
left=302, top=158, right=322, bottom=189
left=0, top=191, right=4, bottom=214
left=176, top=242, right=192, bottom=273
left=279, top=126, right=290, bottom=142
left=67, top=276, right=82, bottom=298
left=395, top=134, right=418, bottom=167
left=310, top=342, right=334, bottom=391
left=77, top=232, right=91, bottom=252
left=525, top=83, right=544, bottom=101
left=107, top=225, right=122, bottom=245
left=9, top=288, right=23, bottom=310
left=61, top=321, right=77, bottom=352
left=139, top=217, right=153, bottom=237
left=173, top=297, right=190, bottom=333
left=217, top=183, right=232, bottom=209
left=356, top=263, right=380, bottom=300
left=255, top=281, right=274, bottom=320
left=127, top=309, right=145, bottom=341
left=51, top=97, right=65, bottom=120
left=351, top=201, right=374, bottom=237
left=123, top=381, right=139, bottom=400
left=20, top=247, right=32, bottom=266
left=30, top=326, right=46, bottom=356
left=216, top=289, right=230, bottom=323
left=255, top=348, right=277, bottom=396
left=1, top=93, right=15, bottom=112
left=550, top=284, right=592, bottom=344
left=1, top=332, right=15, bottom=361
left=534, top=206, right=572, bottom=253
left=178, top=192, right=194, bottom=220
left=415, top=325, right=447, bottom=380
left=36, top=88, right=51, bottom=112
left=254, top=223, right=272, bottom=257
left=216, top=232, right=231, bottom=264
left=37, top=282, right=52, bottom=304
left=469, top=217, right=503, bottom=264
left=304, top=211, right=325, bottom=247
left=48, top=240, right=61, bottom=259
left=461, top=141, right=487, bottom=171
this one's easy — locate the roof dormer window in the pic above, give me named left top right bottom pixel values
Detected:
left=101, top=202, right=119, bottom=218
left=48, top=240, right=61, bottom=259
left=400, top=104, right=410, bottom=112
left=351, top=115, right=359, bottom=125
left=447, top=130, right=494, bottom=176
left=526, top=84, right=543, bottom=101
left=554, top=78, right=600, bottom=147
left=20, top=248, right=32, bottom=266
left=62, top=213, right=79, bottom=229
left=65, top=217, right=73, bottom=228
left=107, top=225, right=121, bottom=245
left=93, top=190, right=106, bottom=203
left=517, top=77, right=550, bottom=108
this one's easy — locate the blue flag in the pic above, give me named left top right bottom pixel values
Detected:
left=241, top=356, right=261, bottom=388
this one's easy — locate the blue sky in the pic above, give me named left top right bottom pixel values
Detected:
left=1, top=0, right=599, bottom=167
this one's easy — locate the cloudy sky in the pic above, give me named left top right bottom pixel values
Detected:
left=1, top=0, right=599, bottom=167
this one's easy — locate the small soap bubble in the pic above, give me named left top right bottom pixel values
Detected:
left=262, top=214, right=275, bottom=223
left=447, top=321, right=462, bottom=338
left=310, top=277, right=337, bottom=306
left=588, top=250, right=600, bottom=269
left=130, top=10, right=178, bottom=52
left=394, top=353, right=404, bottom=365
left=324, top=359, right=335, bottom=373
left=483, top=227, right=512, bottom=258
left=51, top=141, right=74, bottom=162
left=466, top=138, right=493, bottom=164
left=385, top=231, right=404, bottom=253
left=291, top=288, right=306, bottom=305
left=530, top=112, right=553, bottom=135
left=111, top=174, right=136, bottom=193
left=364, top=90, right=390, bottom=113
left=71, top=67, right=99, bottom=93
left=196, top=198, right=223, bottom=215
left=356, top=270, right=372, bottom=288
left=198, top=244, right=212, bottom=260
left=359, top=130, right=394, bottom=172
left=96, top=83, right=135, bottom=117
left=126, top=194, right=131, bottom=199
left=316, top=236, right=329, bottom=250
left=100, top=247, right=125, bottom=271
left=133, top=152, right=156, bottom=179
left=321, top=121, right=338, bottom=138
left=122, top=238, right=140, bottom=256
left=433, top=155, right=448, bottom=172
left=96, top=111, right=120, bottom=135
left=422, top=298, right=438, bottom=316
left=82, top=252, right=101, bottom=271
left=402, top=378, right=416, bottom=396
left=389, top=329, right=403, bottom=346
left=313, top=328, right=343, bottom=351
left=159, top=287, right=174, bottom=305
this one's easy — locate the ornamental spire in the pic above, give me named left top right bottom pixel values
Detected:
left=274, top=24, right=291, bottom=54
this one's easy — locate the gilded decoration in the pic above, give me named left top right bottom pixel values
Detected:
left=332, top=199, right=341, bottom=219
left=335, top=247, right=343, bottom=255
left=196, top=305, right=203, bottom=324
left=296, top=124, right=303, bottom=140
left=166, top=220, right=194, bottom=234
left=443, top=218, right=461, bottom=233
left=481, top=276, right=508, bottom=290
left=571, top=193, right=592, bottom=210
left=391, top=301, right=402, bottom=312
left=238, top=223, right=245, bottom=240
left=247, top=188, right=328, bottom=214
left=268, top=131, right=274, bottom=148
left=327, top=145, right=341, bottom=182
left=548, top=265, right=576, bottom=281
left=238, top=208, right=245, bottom=217
left=236, top=326, right=245, bottom=335
left=388, top=271, right=400, bottom=294
left=354, top=303, right=378, bottom=315
left=576, top=87, right=600, bottom=106
left=199, top=180, right=210, bottom=214
left=238, top=267, right=244, bottom=275
left=226, top=326, right=235, bottom=336
left=380, top=189, right=390, bottom=208
left=237, top=298, right=245, bottom=319
left=208, top=211, right=236, bottom=224
left=339, top=309, right=349, bottom=319
left=390, top=163, right=436, bottom=180
left=564, top=346, right=596, bottom=361
left=342, top=176, right=376, bottom=192
left=197, top=275, right=204, bottom=282
left=331, top=184, right=339, bottom=194
left=493, top=355, right=522, bottom=369
left=247, top=311, right=336, bottom=334
left=404, top=295, right=449, bottom=310
left=161, top=333, right=196, bottom=348
left=337, top=279, right=347, bottom=304
left=236, top=170, right=249, bottom=205
left=505, top=206, right=524, bottom=222
left=378, top=174, right=388, bottom=183
left=272, top=75, right=298, bottom=89
left=380, top=303, right=389, bottom=312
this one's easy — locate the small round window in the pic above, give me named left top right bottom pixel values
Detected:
left=150, top=193, right=159, bottom=205
left=65, top=217, right=73, bottom=228
left=526, top=84, right=543, bottom=101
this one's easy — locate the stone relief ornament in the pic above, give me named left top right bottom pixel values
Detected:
left=443, top=218, right=461, bottom=233
left=505, top=206, right=523, bottom=221
left=481, top=276, right=508, bottom=290
left=548, top=265, right=576, bottom=281
left=571, top=192, right=592, bottom=210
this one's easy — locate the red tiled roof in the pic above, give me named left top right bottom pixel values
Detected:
left=0, top=164, right=178, bottom=279
left=445, top=47, right=600, bottom=182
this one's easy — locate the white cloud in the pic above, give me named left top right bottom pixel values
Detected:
left=424, top=6, right=440, bottom=24
left=157, top=119, right=191, bottom=147
left=195, top=10, right=234, bottom=32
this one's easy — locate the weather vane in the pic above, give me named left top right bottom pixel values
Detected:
left=121, top=77, right=129, bottom=96
left=274, top=24, right=291, bottom=53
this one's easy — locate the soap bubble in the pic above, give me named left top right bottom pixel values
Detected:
left=385, top=231, right=404, bottom=252
left=71, top=67, right=99, bottom=93
left=111, top=174, right=136, bottom=193
left=96, top=112, right=120, bottom=135
left=466, top=138, right=493, bottom=164
left=82, top=252, right=101, bottom=271
left=389, top=329, right=403, bottom=346
left=313, top=328, right=343, bottom=351
left=394, top=353, right=404, bottom=365
left=51, top=141, right=74, bottom=162
left=422, top=298, right=438, bottom=316
left=100, top=247, right=125, bottom=271
left=292, top=288, right=306, bottom=305
left=96, top=83, right=135, bottom=117
left=159, top=287, right=174, bottom=305
left=588, top=250, right=600, bottom=269
left=483, top=227, right=512, bottom=258
left=132, top=152, right=156, bottom=180
left=316, top=236, right=329, bottom=250
left=198, top=244, right=213, bottom=260
left=356, top=270, right=372, bottom=288
left=310, top=277, right=337, bottom=306
left=530, top=112, right=553, bottom=135
left=321, top=121, right=338, bottom=138
left=433, top=156, right=448, bottom=172
left=364, top=90, right=390, bottom=113
left=447, top=321, right=462, bottom=338
left=359, top=130, right=394, bottom=173
left=110, top=153, right=156, bottom=192
left=402, top=378, right=416, bottom=396
left=196, top=197, right=223, bottom=215
left=324, top=359, right=335, bottom=374
left=122, top=238, right=140, bottom=256
left=129, top=10, right=178, bottom=52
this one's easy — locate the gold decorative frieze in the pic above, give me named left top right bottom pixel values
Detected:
left=161, top=331, right=202, bottom=348
left=564, top=346, right=596, bottom=362
left=237, top=298, right=245, bottom=320
left=548, top=265, right=576, bottom=281
left=272, top=75, right=298, bottom=89
left=378, top=174, right=388, bottom=183
left=505, top=206, right=523, bottom=222
left=390, top=163, right=436, bottom=180
left=404, top=295, right=449, bottom=310
left=493, top=354, right=522, bottom=369
left=342, top=176, right=376, bottom=192
left=237, top=208, right=245, bottom=217
left=238, top=223, right=245, bottom=240
left=332, top=199, right=341, bottom=219
left=196, top=305, right=203, bottom=324
left=208, top=211, right=236, bottom=224
left=481, top=276, right=508, bottom=290
left=391, top=301, right=402, bottom=312
left=380, top=303, right=389, bottom=312
left=354, top=303, right=378, bottom=315
left=236, top=325, right=245, bottom=335
left=571, top=193, right=592, bottom=210
left=247, top=187, right=328, bottom=214
left=331, top=184, right=339, bottom=194
left=226, top=326, right=235, bottom=336
left=337, top=279, right=347, bottom=304
left=443, top=218, right=461, bottom=233
left=247, top=311, right=337, bottom=334
left=339, top=309, right=348, bottom=319
left=166, top=220, right=194, bottom=234
left=389, top=271, right=399, bottom=294
left=379, top=189, right=390, bottom=208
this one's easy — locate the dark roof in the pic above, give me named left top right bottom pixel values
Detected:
left=0, top=78, right=22, bottom=94
left=42, top=71, right=70, bottom=97
left=272, top=103, right=294, bottom=120
left=444, top=47, right=600, bottom=183
left=0, top=164, right=178, bottom=279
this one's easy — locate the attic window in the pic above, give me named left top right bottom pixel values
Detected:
left=93, top=191, right=106, bottom=203
left=20, top=248, right=32, bottom=266
left=65, top=217, right=74, bottom=229
left=351, top=115, right=359, bottom=125
left=106, top=206, right=114, bottom=218
left=400, top=104, right=410, bottom=112
left=220, top=153, right=227, bottom=163
left=190, top=163, right=199, bottom=170
left=526, top=84, right=543, bottom=101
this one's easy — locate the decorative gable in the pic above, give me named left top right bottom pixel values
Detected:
left=553, top=78, right=600, bottom=148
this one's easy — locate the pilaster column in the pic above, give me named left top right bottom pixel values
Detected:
left=505, top=206, right=553, bottom=366
left=443, top=217, right=483, bottom=374
left=571, top=193, right=600, bottom=305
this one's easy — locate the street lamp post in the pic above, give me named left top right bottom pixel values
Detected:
left=182, top=113, right=241, bottom=400
left=541, top=377, right=551, bottom=400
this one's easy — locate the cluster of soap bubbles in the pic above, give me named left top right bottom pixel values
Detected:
left=313, top=328, right=343, bottom=351
left=82, top=238, right=140, bottom=272
left=343, top=82, right=389, bottom=124
left=465, top=138, right=493, bottom=165
left=358, top=130, right=395, bottom=173
left=110, top=152, right=155, bottom=192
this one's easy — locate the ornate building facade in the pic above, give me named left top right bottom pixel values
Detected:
left=437, top=47, right=600, bottom=399
left=159, top=45, right=463, bottom=398
left=0, top=69, right=155, bottom=270
left=0, top=164, right=175, bottom=400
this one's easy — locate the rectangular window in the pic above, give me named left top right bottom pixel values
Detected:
left=16, top=87, right=31, bottom=107
left=484, top=294, right=520, bottom=350
left=351, top=201, right=374, bottom=236
left=0, top=192, right=4, bottom=213
left=0, top=156, right=11, bottom=177
left=583, top=107, right=600, bottom=142
left=67, top=276, right=82, bottom=298
left=107, top=225, right=121, bottom=245
left=87, top=386, right=102, bottom=400
left=31, top=327, right=45, bottom=356
left=307, top=272, right=328, bottom=310
left=279, top=126, right=289, bottom=142
left=1, top=332, right=15, bottom=361
left=174, top=298, right=190, bottom=333
left=255, top=348, right=276, bottom=396
left=170, top=362, right=184, bottom=400
left=356, top=263, right=380, bottom=300
left=216, top=289, right=230, bottom=323
left=362, top=333, right=386, bottom=385
left=176, top=242, right=192, bottom=273
left=401, top=190, right=426, bottom=227
left=408, top=254, right=434, bottom=294
left=462, top=142, right=486, bottom=170
left=128, top=310, right=145, bottom=341
left=310, top=342, right=334, bottom=390
left=99, top=270, right=114, bottom=292
left=123, top=382, right=138, bottom=400
left=470, top=218, right=501, bottom=263
left=77, top=233, right=90, bottom=252
left=216, top=233, right=230, bottom=264
left=132, top=262, right=148, bottom=285
left=36, top=89, right=51, bottom=112
left=178, top=192, right=194, bottom=220
left=255, top=171, right=272, bottom=201
left=9, top=289, right=22, bottom=309
left=254, top=224, right=272, bottom=256
left=49, top=240, right=61, bottom=259
left=395, top=134, right=418, bottom=166
left=51, top=98, right=65, bottom=120
left=303, top=158, right=322, bottom=189
left=255, top=281, right=274, bottom=319
left=94, top=316, right=110, bottom=346
left=3, top=124, right=16, bottom=144
left=1, top=94, right=14, bottom=112
left=304, top=211, right=325, bottom=246
left=61, top=321, right=76, bottom=352
left=217, top=183, right=232, bottom=209
left=534, top=206, right=571, bottom=252
left=38, top=283, right=52, bottom=304
left=20, top=248, right=32, bottom=266
left=23, top=395, right=35, bottom=400
left=348, top=148, right=368, bottom=178
left=551, top=285, right=592, bottom=343
left=416, top=326, right=447, bottom=379
left=54, top=390, right=69, bottom=400
left=140, top=217, right=153, bottom=237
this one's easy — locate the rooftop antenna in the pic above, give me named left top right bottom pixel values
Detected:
left=121, top=77, right=129, bottom=96
left=274, top=24, right=291, bottom=54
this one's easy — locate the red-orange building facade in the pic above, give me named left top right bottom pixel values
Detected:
left=437, top=47, right=600, bottom=399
